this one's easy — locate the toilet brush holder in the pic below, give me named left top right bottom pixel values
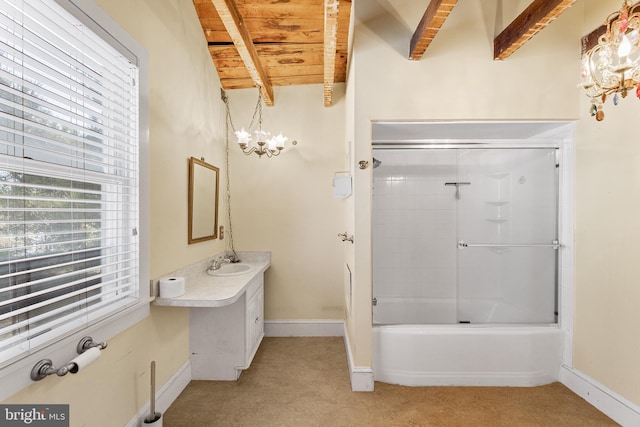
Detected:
left=143, top=361, right=162, bottom=426
left=143, top=413, right=162, bottom=426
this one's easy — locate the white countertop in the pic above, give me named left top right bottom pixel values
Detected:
left=152, top=252, right=270, bottom=308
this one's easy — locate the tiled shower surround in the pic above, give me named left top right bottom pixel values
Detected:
left=372, top=148, right=558, bottom=325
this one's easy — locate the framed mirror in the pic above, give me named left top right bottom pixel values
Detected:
left=188, top=157, right=219, bottom=244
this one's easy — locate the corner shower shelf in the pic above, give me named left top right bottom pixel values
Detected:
left=485, top=218, right=510, bottom=223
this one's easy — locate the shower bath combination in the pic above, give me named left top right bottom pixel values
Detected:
left=369, top=121, right=573, bottom=387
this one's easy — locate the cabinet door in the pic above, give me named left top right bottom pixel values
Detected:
left=245, top=277, right=264, bottom=367
left=251, top=285, right=264, bottom=348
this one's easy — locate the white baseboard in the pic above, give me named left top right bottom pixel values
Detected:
left=125, top=360, right=192, bottom=427
left=264, top=320, right=344, bottom=337
left=343, top=324, right=374, bottom=392
left=560, top=365, right=640, bottom=427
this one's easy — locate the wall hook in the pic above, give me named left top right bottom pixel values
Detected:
left=338, top=232, right=354, bottom=243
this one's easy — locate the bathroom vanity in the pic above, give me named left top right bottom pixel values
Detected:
left=153, top=252, right=270, bottom=380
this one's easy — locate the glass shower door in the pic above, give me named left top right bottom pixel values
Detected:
left=455, top=148, right=559, bottom=324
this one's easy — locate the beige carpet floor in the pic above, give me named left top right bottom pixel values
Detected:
left=163, top=337, right=618, bottom=426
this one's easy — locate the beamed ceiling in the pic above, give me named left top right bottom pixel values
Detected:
left=193, top=0, right=611, bottom=107
left=194, top=0, right=351, bottom=107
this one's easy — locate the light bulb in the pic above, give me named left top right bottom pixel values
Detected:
left=274, top=133, right=288, bottom=149
left=254, top=130, right=269, bottom=143
left=619, top=34, right=632, bottom=59
left=235, top=128, right=251, bottom=145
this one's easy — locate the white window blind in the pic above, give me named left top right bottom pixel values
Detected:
left=0, top=0, right=140, bottom=365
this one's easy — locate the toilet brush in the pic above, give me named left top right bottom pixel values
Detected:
left=143, top=360, right=162, bottom=425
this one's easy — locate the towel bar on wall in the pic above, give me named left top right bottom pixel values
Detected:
left=458, top=240, right=561, bottom=249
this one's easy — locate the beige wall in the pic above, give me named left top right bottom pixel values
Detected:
left=573, top=0, right=640, bottom=407
left=347, top=0, right=581, bottom=366
left=3, top=0, right=227, bottom=425
left=224, top=85, right=346, bottom=320
left=347, top=0, right=640, bottom=408
left=7, top=0, right=640, bottom=422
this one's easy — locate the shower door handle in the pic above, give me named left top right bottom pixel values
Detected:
left=458, top=240, right=561, bottom=249
left=445, top=182, right=470, bottom=199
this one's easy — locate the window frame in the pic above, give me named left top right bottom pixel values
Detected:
left=0, top=0, right=149, bottom=401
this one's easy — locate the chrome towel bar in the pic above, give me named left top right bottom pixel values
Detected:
left=458, top=240, right=561, bottom=249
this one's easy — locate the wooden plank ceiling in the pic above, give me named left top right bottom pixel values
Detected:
left=194, top=0, right=351, bottom=106
left=196, top=0, right=585, bottom=106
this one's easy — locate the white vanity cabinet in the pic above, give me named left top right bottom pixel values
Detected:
left=152, top=251, right=270, bottom=381
left=189, top=273, right=265, bottom=380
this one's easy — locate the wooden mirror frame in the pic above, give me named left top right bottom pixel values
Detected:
left=188, top=157, right=219, bottom=244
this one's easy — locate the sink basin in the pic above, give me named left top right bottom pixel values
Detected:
left=207, top=263, right=254, bottom=277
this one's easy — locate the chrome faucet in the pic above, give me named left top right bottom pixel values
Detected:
left=209, top=256, right=231, bottom=271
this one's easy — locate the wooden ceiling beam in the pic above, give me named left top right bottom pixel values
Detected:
left=494, top=0, right=577, bottom=60
left=581, top=25, right=607, bottom=57
left=409, top=0, right=458, bottom=60
left=209, top=0, right=274, bottom=106
left=324, top=0, right=340, bottom=107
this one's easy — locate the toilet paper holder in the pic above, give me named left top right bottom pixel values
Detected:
left=77, top=336, right=107, bottom=354
left=30, top=336, right=108, bottom=381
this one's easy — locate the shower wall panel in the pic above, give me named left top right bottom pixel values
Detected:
left=373, top=150, right=457, bottom=323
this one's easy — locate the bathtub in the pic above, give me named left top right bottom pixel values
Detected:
left=372, top=298, right=564, bottom=387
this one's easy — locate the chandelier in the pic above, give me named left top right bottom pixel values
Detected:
left=580, top=1, right=640, bottom=121
left=221, top=88, right=296, bottom=158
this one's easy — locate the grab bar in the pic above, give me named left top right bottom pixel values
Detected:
left=458, top=240, right=561, bottom=249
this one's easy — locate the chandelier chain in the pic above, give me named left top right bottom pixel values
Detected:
left=248, top=91, right=262, bottom=131
left=222, top=90, right=238, bottom=260
left=222, top=86, right=295, bottom=158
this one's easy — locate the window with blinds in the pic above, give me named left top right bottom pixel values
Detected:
left=0, top=0, right=140, bottom=365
